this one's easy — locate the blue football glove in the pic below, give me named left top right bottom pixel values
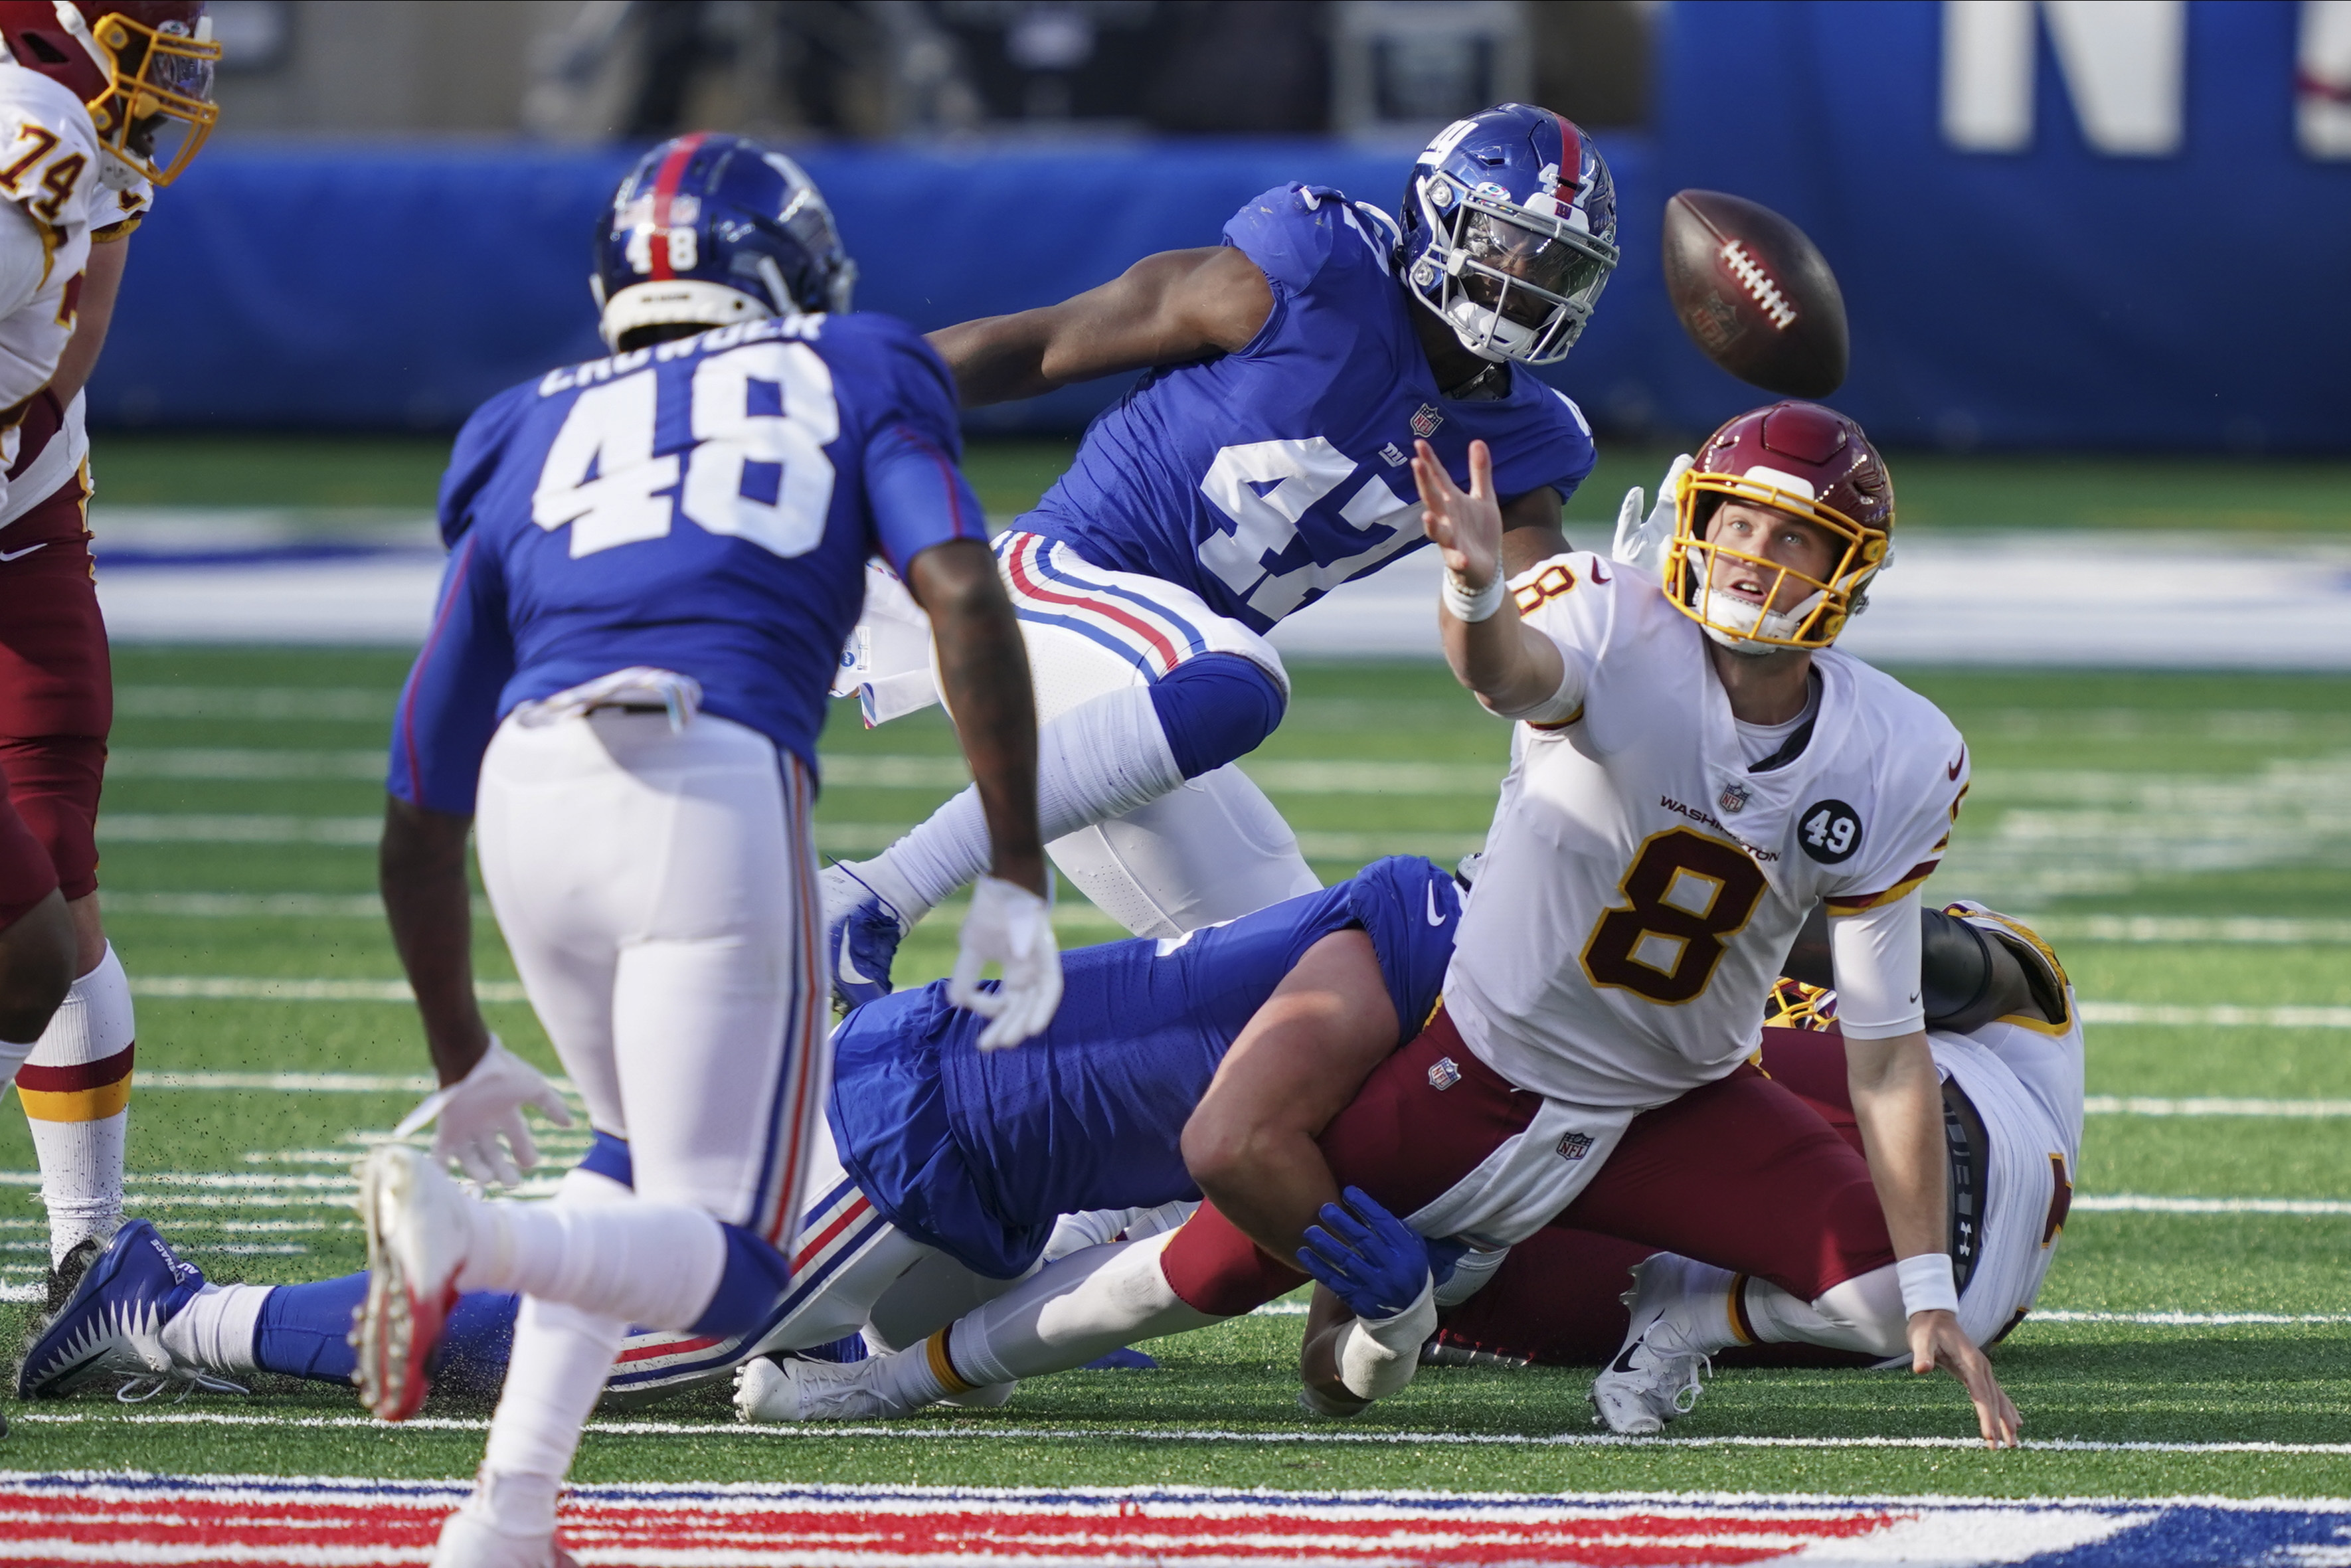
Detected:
left=1296, top=1186, right=1455, bottom=1321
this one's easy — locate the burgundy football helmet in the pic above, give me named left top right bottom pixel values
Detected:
left=0, top=1, right=218, bottom=186
left=1662, top=400, right=1893, bottom=651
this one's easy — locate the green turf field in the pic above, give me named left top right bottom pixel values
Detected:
left=9, top=640, right=2350, bottom=1503
left=89, top=434, right=2351, bottom=535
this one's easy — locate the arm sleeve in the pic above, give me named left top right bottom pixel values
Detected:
left=387, top=535, right=513, bottom=815
left=1828, top=889, right=1926, bottom=1041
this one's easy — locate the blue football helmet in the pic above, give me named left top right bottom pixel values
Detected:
left=1397, top=104, right=1618, bottom=366
left=592, top=131, right=858, bottom=349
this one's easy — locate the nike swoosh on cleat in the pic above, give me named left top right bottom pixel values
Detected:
left=837, top=926, right=875, bottom=987
left=1425, top=881, right=1447, bottom=926
left=0, top=543, right=47, bottom=562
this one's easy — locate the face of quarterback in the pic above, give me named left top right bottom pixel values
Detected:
left=1704, top=501, right=1838, bottom=613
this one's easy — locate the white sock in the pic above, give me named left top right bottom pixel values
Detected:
left=1741, top=1263, right=1909, bottom=1358
left=447, top=1466, right=568, bottom=1548
left=942, top=1231, right=1219, bottom=1389
left=474, top=1296, right=628, bottom=1531
left=18, top=944, right=134, bottom=1264
left=456, top=1195, right=728, bottom=1331
left=1644, top=1257, right=1745, bottom=1355
left=160, top=1280, right=271, bottom=1377
left=853, top=685, right=1184, bottom=918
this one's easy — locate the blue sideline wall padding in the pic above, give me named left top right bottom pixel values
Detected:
left=91, top=137, right=1660, bottom=438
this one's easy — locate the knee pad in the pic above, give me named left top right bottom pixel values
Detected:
left=1148, top=655, right=1286, bottom=780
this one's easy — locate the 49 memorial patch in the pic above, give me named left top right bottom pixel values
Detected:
left=3, top=1473, right=2350, bottom=1565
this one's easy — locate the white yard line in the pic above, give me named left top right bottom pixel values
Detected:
left=2032, top=1311, right=2351, bottom=1325
left=111, top=687, right=391, bottom=721
left=2078, top=1002, right=2351, bottom=1029
left=2072, top=1195, right=2351, bottom=1216
left=2084, top=1096, right=2351, bottom=1117
left=130, top=978, right=529, bottom=1004
left=14, top=1408, right=2351, bottom=1456
left=2032, top=915, right=2351, bottom=946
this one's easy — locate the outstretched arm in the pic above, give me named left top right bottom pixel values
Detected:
left=1415, top=439, right=1570, bottom=717
left=927, top=246, right=1273, bottom=406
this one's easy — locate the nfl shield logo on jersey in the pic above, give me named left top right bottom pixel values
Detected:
left=1556, top=1130, right=1596, bottom=1162
left=1719, top=781, right=1753, bottom=815
left=1428, top=1056, right=1462, bottom=1090
left=1411, top=404, right=1444, bottom=438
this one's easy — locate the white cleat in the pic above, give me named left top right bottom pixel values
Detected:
left=735, top=1353, right=921, bottom=1423
left=353, top=1144, right=475, bottom=1423
left=432, top=1506, right=578, bottom=1568
left=1589, top=1254, right=1713, bottom=1437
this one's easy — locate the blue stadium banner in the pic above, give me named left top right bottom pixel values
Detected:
left=85, top=1, right=2348, bottom=450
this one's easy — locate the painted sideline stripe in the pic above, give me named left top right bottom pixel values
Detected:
left=2085, top=1095, right=2351, bottom=1118
left=2079, top=1002, right=2351, bottom=1029
left=14, top=1410, right=2351, bottom=1456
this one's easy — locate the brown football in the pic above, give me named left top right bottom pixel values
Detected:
left=1662, top=190, right=1848, bottom=398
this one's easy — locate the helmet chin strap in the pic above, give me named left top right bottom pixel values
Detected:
left=1697, top=586, right=1828, bottom=654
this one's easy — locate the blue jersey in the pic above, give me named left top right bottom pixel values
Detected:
left=1023, top=183, right=1597, bottom=635
left=828, top=855, right=1464, bottom=1278
left=388, top=313, right=986, bottom=812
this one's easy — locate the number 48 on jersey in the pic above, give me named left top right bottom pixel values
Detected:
left=531, top=341, right=839, bottom=562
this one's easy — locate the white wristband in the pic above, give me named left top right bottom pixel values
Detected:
left=1442, top=567, right=1504, bottom=624
left=1897, top=1252, right=1960, bottom=1317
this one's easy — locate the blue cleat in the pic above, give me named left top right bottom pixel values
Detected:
left=1081, top=1347, right=1160, bottom=1371
left=821, top=862, right=909, bottom=1011
left=18, top=1220, right=220, bottom=1400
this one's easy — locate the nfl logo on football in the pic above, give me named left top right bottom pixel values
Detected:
left=1556, top=1130, right=1596, bottom=1162
left=1427, top=1056, right=1462, bottom=1091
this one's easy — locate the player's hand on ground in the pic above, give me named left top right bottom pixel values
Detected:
left=949, top=875, right=1063, bottom=1050
left=1611, top=453, right=1692, bottom=580
left=1908, top=1308, right=2022, bottom=1448
left=1296, top=1186, right=1443, bottom=1321
left=392, top=1035, right=574, bottom=1189
left=1413, top=438, right=1503, bottom=592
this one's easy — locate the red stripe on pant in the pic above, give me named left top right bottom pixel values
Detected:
left=1160, top=1008, right=1896, bottom=1318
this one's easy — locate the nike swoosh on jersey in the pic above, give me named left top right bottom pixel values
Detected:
left=837, top=926, right=875, bottom=986
left=1948, top=747, right=1966, bottom=781
left=1589, top=561, right=1611, bottom=584
left=0, top=543, right=47, bottom=562
left=1425, top=881, right=1448, bottom=926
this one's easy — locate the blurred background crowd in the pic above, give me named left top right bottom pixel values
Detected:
left=202, top=1, right=1648, bottom=144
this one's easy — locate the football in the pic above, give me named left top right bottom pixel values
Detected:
left=1662, top=189, right=1850, bottom=398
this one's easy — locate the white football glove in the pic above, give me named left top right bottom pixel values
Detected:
left=393, top=1035, right=574, bottom=1188
left=948, top=874, right=1063, bottom=1051
left=1611, top=453, right=1694, bottom=584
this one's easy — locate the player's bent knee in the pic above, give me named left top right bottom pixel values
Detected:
left=1149, top=654, right=1286, bottom=779
left=0, top=889, right=74, bottom=1045
left=689, top=1223, right=796, bottom=1338
left=1158, top=1199, right=1306, bottom=1317
left=1811, top=1264, right=1909, bottom=1359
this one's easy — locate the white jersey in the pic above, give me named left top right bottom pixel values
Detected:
left=1446, top=553, right=1970, bottom=1109
left=1932, top=907, right=2085, bottom=1348
left=0, top=62, right=111, bottom=513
